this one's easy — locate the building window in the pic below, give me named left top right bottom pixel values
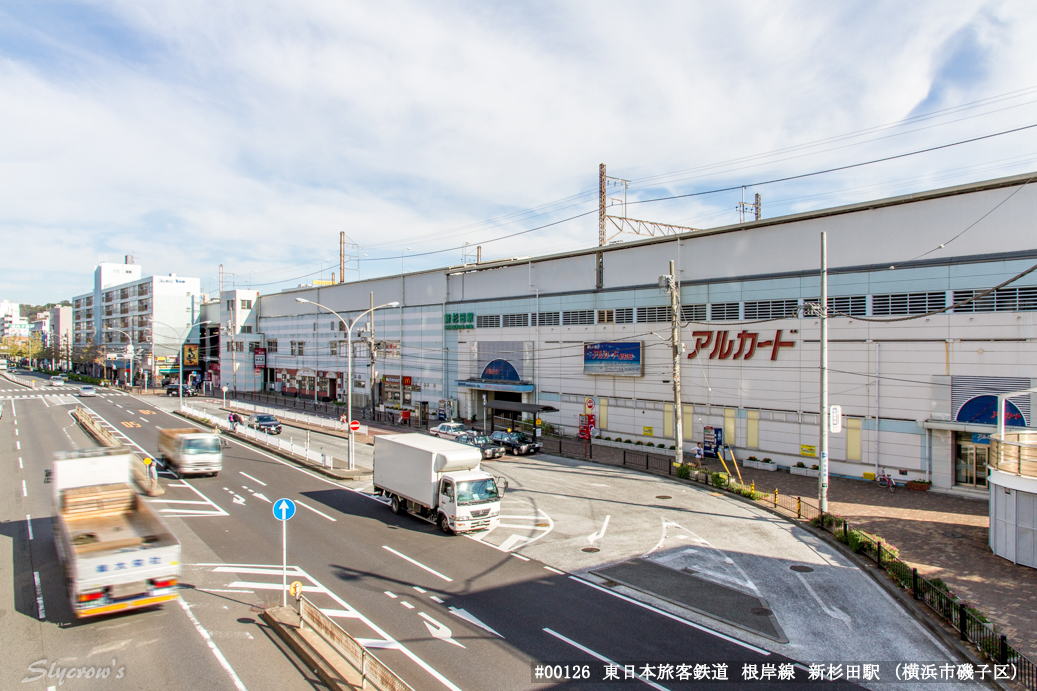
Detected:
left=226, top=341, right=233, bottom=353
left=248, top=342, right=256, bottom=353
left=636, top=306, right=671, bottom=323
left=226, top=299, right=234, bottom=311
left=953, top=287, right=1037, bottom=313
left=804, top=296, right=867, bottom=317
left=502, top=313, right=529, bottom=328
left=477, top=315, right=501, bottom=328
left=562, top=310, right=595, bottom=325
left=614, top=308, right=634, bottom=324
left=597, top=309, right=614, bottom=324
left=137, top=285, right=148, bottom=296
left=872, top=292, right=945, bottom=316
left=241, top=325, right=253, bottom=334
left=743, top=299, right=798, bottom=320
left=241, top=299, right=252, bottom=310
left=535, top=312, right=560, bottom=326
left=267, top=340, right=278, bottom=353
left=680, top=304, right=706, bottom=322
left=330, top=341, right=338, bottom=356
left=711, top=303, right=740, bottom=320
left=290, top=340, right=304, bottom=356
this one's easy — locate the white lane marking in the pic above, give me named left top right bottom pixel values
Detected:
left=34, top=571, right=45, bottom=620
left=413, top=586, right=426, bottom=593
left=14, top=428, right=18, bottom=435
left=511, top=553, right=530, bottom=561
left=19, top=457, right=23, bottom=469
left=569, top=576, right=771, bottom=654
left=401, top=601, right=415, bottom=610
left=26, top=515, right=33, bottom=540
left=195, top=589, right=256, bottom=594
left=419, top=612, right=465, bottom=648
left=497, top=534, right=527, bottom=552
left=159, top=500, right=215, bottom=505
left=22, top=480, right=27, bottom=497
left=793, top=571, right=851, bottom=624
left=384, top=591, right=398, bottom=598
left=497, top=523, right=551, bottom=531
left=178, top=598, right=249, bottom=691
left=430, top=596, right=444, bottom=603
left=239, top=471, right=266, bottom=486
left=587, top=514, right=611, bottom=544
left=382, top=546, right=453, bottom=582
left=227, top=582, right=325, bottom=593
left=544, top=566, right=564, bottom=575
left=16, top=440, right=20, bottom=450
left=543, top=628, right=668, bottom=691
left=296, top=500, right=336, bottom=522
left=449, top=607, right=504, bottom=638
left=320, top=609, right=359, bottom=619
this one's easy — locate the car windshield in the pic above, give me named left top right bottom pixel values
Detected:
left=472, top=436, right=492, bottom=445
left=82, top=386, right=94, bottom=392
left=256, top=415, right=277, bottom=423
left=513, top=432, right=534, bottom=443
left=182, top=438, right=221, bottom=455
left=456, top=479, right=500, bottom=505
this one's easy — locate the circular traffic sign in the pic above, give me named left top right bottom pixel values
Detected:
left=349, top=420, right=361, bottom=432
left=273, top=498, right=297, bottom=521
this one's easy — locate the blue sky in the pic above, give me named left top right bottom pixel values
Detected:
left=1, top=1, right=1036, bottom=303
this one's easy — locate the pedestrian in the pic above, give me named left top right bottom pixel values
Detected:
left=693, top=442, right=704, bottom=463
left=228, top=412, right=236, bottom=431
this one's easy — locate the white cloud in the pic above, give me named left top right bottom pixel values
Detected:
left=1, top=0, right=1035, bottom=303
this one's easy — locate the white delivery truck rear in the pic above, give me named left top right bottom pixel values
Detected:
left=48, top=448, right=181, bottom=618
left=373, top=433, right=505, bottom=534
left=157, top=427, right=223, bottom=476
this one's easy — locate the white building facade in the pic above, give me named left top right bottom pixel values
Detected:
left=246, top=172, right=1037, bottom=498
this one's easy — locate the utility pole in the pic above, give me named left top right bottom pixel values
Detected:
left=669, top=260, right=683, bottom=466
left=596, top=163, right=606, bottom=288
left=368, top=291, right=376, bottom=416
left=819, top=232, right=829, bottom=512
left=340, top=232, right=346, bottom=284
left=755, top=193, right=762, bottom=221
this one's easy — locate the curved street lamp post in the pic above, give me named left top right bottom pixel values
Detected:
left=151, top=319, right=212, bottom=411
left=296, top=297, right=398, bottom=470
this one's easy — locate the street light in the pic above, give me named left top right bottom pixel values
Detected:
left=152, top=319, right=212, bottom=411
left=295, top=297, right=399, bottom=469
left=107, top=328, right=134, bottom=390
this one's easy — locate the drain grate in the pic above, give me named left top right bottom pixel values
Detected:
left=656, top=495, right=672, bottom=500
left=536, top=522, right=550, bottom=527
left=582, top=547, right=600, bottom=553
left=790, top=565, right=814, bottom=573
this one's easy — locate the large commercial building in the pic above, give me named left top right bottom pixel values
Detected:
left=72, top=258, right=205, bottom=385
left=235, top=172, right=1037, bottom=502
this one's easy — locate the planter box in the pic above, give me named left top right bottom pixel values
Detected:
left=790, top=466, right=820, bottom=477
left=744, top=460, right=778, bottom=471
left=906, top=481, right=931, bottom=492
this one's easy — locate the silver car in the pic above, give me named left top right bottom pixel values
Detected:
left=79, top=385, right=97, bottom=397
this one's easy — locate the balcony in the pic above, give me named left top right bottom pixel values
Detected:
left=991, top=431, right=1037, bottom=478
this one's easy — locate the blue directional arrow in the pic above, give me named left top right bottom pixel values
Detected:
left=273, top=498, right=296, bottom=521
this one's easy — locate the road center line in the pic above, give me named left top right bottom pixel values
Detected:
left=33, top=571, right=45, bottom=620
left=239, top=471, right=266, bottom=486
left=22, top=480, right=27, bottom=497
left=295, top=500, right=337, bottom=522
left=543, top=628, right=669, bottom=691
left=26, top=515, right=33, bottom=540
left=382, top=546, right=453, bottom=582
left=177, top=597, right=249, bottom=691
left=19, top=457, right=23, bottom=469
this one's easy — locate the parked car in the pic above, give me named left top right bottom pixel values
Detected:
left=429, top=422, right=468, bottom=440
left=455, top=432, right=506, bottom=460
left=247, top=414, right=283, bottom=435
left=166, top=384, right=196, bottom=397
left=490, top=430, right=541, bottom=455
left=78, top=385, right=97, bottom=397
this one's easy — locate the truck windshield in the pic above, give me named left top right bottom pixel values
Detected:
left=456, top=479, right=500, bottom=505
left=182, top=438, right=221, bottom=455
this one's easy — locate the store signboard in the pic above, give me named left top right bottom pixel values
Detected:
left=254, top=347, right=266, bottom=368
left=583, top=342, right=643, bottom=377
left=182, top=345, right=199, bottom=367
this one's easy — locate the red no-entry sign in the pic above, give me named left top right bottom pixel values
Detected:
left=349, top=420, right=361, bottom=432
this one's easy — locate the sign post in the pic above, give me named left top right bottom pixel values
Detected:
left=273, top=498, right=297, bottom=606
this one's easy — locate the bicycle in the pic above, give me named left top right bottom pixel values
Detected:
left=876, top=471, right=897, bottom=493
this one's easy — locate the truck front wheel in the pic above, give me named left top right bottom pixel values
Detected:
left=438, top=513, right=453, bottom=535
left=390, top=496, right=401, bottom=514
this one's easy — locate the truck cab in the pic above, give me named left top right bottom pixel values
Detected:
left=438, top=471, right=503, bottom=533
left=157, top=428, right=223, bottom=477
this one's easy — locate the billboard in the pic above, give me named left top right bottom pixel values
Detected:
left=583, top=342, right=643, bottom=377
left=182, top=345, right=199, bottom=367
left=254, top=347, right=266, bottom=368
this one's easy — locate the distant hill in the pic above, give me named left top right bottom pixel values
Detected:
left=20, top=301, right=71, bottom=318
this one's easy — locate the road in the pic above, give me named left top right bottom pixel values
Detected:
left=0, top=372, right=976, bottom=690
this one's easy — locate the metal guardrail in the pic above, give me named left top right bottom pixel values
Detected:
left=180, top=405, right=337, bottom=468
left=227, top=401, right=367, bottom=435
left=71, top=405, right=163, bottom=497
left=299, top=596, right=414, bottom=691
left=991, top=431, right=1037, bottom=478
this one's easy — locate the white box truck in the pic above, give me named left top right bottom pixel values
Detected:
left=157, top=427, right=223, bottom=477
left=46, top=448, right=181, bottom=618
left=373, top=433, right=506, bottom=534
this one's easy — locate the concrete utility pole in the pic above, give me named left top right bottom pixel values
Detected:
left=598, top=163, right=606, bottom=247
left=819, top=232, right=829, bottom=512
left=669, top=260, right=684, bottom=466
left=368, top=292, right=376, bottom=415
left=340, top=232, right=346, bottom=284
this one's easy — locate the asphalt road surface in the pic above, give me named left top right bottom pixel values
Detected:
left=0, top=372, right=976, bottom=690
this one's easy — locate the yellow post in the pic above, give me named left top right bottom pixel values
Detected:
left=774, top=488, right=778, bottom=508
left=797, top=496, right=802, bottom=519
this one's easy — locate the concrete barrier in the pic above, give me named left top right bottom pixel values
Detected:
left=72, top=405, right=164, bottom=497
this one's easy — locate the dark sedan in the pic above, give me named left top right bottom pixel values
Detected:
left=456, top=433, right=506, bottom=460
left=247, top=414, right=283, bottom=435
left=166, top=385, right=197, bottom=397
left=490, top=430, right=541, bottom=455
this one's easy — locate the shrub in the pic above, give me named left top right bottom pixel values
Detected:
left=635, top=441, right=644, bottom=446
left=676, top=464, right=691, bottom=480
left=710, top=472, right=729, bottom=488
left=646, top=442, right=655, bottom=447
left=795, top=461, right=806, bottom=468
left=763, top=458, right=772, bottom=463
left=811, top=465, right=819, bottom=471
left=624, top=439, right=632, bottom=444
left=748, top=455, right=758, bottom=461
left=669, top=445, right=676, bottom=450
left=604, top=436, right=612, bottom=441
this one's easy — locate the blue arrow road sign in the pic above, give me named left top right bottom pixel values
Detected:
left=274, top=498, right=296, bottom=521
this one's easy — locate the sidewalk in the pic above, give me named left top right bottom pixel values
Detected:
left=701, top=458, right=1037, bottom=661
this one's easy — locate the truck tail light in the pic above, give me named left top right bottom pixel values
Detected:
left=151, top=577, right=178, bottom=589
left=78, top=590, right=105, bottom=602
